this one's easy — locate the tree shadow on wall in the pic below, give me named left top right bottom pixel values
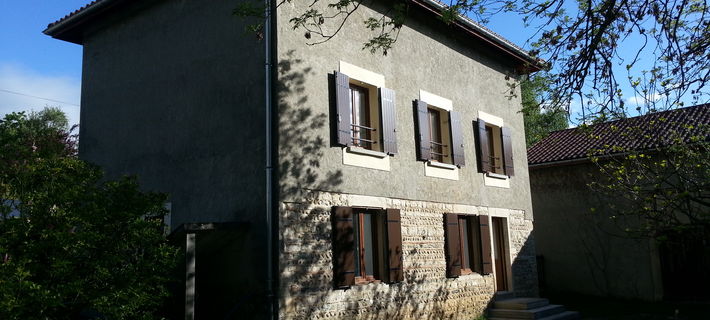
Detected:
left=277, top=50, right=343, bottom=200
left=274, top=51, right=527, bottom=319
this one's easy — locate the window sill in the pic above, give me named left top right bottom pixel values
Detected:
left=483, top=172, right=510, bottom=188
left=347, top=146, right=388, bottom=159
left=427, top=160, right=457, bottom=170
left=486, top=172, right=508, bottom=180
left=354, top=277, right=382, bottom=285
left=424, top=161, right=459, bottom=180
left=342, top=147, right=390, bottom=171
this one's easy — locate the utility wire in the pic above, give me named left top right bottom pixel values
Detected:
left=0, top=88, right=80, bottom=106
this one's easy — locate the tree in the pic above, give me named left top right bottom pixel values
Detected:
left=0, top=108, right=179, bottom=319
left=521, top=74, right=569, bottom=147
left=238, top=0, right=708, bottom=118
left=587, top=117, right=709, bottom=241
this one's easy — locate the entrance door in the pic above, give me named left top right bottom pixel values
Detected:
left=492, top=217, right=509, bottom=291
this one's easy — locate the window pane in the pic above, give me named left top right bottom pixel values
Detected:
left=349, top=86, right=370, bottom=148
left=353, top=213, right=362, bottom=277
left=461, top=218, right=471, bottom=269
left=428, top=109, right=442, bottom=161
left=363, top=213, right=375, bottom=276
left=471, top=218, right=482, bottom=273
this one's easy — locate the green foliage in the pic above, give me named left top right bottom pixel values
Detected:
left=521, top=74, right=568, bottom=147
left=587, top=121, right=710, bottom=241
left=0, top=110, right=179, bottom=319
left=242, top=0, right=709, bottom=119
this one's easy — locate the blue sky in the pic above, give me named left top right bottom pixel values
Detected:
left=0, top=1, right=671, bottom=127
left=0, top=1, right=90, bottom=126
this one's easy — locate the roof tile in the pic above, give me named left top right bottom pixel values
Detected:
left=527, top=104, right=710, bottom=165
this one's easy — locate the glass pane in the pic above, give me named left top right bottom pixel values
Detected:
left=363, top=213, right=375, bottom=276
left=353, top=213, right=361, bottom=277
left=461, top=218, right=471, bottom=269
left=429, top=109, right=442, bottom=161
left=350, top=86, right=369, bottom=146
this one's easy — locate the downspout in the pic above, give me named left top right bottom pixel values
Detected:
left=264, top=0, right=278, bottom=317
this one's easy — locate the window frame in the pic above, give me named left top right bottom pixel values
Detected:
left=445, top=213, right=491, bottom=278
left=348, top=83, right=375, bottom=150
left=352, top=209, right=386, bottom=284
left=458, top=216, right=483, bottom=275
left=332, top=206, right=403, bottom=288
left=485, top=124, right=505, bottom=175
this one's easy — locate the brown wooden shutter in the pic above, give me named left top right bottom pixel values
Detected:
left=415, top=100, right=431, bottom=161
left=335, top=72, right=352, bottom=146
left=379, top=88, right=398, bottom=155
left=386, top=209, right=403, bottom=283
left=444, top=213, right=461, bottom=278
left=332, top=206, right=355, bottom=288
left=449, top=110, right=465, bottom=167
left=479, top=215, right=493, bottom=275
left=502, top=126, right=514, bottom=176
left=476, top=119, right=491, bottom=172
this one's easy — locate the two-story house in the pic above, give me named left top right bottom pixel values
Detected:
left=45, top=0, right=546, bottom=319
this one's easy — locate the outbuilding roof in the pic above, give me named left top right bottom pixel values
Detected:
left=44, top=0, right=545, bottom=71
left=527, top=104, right=710, bottom=167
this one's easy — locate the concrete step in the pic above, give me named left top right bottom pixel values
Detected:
left=495, top=291, right=516, bottom=301
left=494, top=298, right=550, bottom=310
left=490, top=311, right=580, bottom=320
left=489, top=304, right=566, bottom=319
left=538, top=311, right=581, bottom=320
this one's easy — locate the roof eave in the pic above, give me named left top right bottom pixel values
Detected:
left=413, top=0, right=547, bottom=72
left=43, top=0, right=124, bottom=44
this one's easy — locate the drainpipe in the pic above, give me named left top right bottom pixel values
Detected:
left=264, top=0, right=277, bottom=317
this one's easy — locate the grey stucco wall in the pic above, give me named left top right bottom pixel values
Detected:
left=78, top=0, right=269, bottom=317
left=275, top=1, right=534, bottom=218
left=81, top=0, right=265, bottom=227
left=530, top=162, right=663, bottom=301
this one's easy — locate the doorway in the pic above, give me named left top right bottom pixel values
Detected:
left=492, top=217, right=510, bottom=291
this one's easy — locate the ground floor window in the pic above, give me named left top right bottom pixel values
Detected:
left=332, top=206, right=403, bottom=288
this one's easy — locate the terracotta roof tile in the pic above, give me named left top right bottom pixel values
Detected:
left=46, top=0, right=105, bottom=29
left=527, top=104, right=710, bottom=165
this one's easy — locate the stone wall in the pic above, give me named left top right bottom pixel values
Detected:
left=279, top=191, right=537, bottom=320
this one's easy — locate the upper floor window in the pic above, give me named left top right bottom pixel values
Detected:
left=334, top=71, right=397, bottom=155
left=414, top=99, right=465, bottom=167
left=332, top=206, right=403, bottom=288
left=476, top=119, right=514, bottom=177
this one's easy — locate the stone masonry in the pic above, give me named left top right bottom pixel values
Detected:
left=279, top=191, right=537, bottom=320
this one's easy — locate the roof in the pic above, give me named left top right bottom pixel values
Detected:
left=44, top=0, right=544, bottom=71
left=527, top=104, right=710, bottom=167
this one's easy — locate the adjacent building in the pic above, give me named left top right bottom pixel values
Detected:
left=528, top=104, right=710, bottom=302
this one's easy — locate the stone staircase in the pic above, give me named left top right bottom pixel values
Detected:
left=488, top=292, right=580, bottom=320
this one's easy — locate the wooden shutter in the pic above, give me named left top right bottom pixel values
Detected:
left=479, top=215, right=493, bottom=275
left=449, top=111, right=465, bottom=167
left=415, top=100, right=430, bottom=161
left=444, top=213, right=461, bottom=278
left=379, top=88, right=398, bottom=155
left=476, top=119, right=491, bottom=172
left=335, top=72, right=352, bottom=146
left=332, top=206, right=355, bottom=288
left=502, top=126, right=514, bottom=176
left=386, top=209, right=403, bottom=283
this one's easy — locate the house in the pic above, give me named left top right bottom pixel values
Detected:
left=45, top=0, right=546, bottom=318
left=528, top=104, right=710, bottom=302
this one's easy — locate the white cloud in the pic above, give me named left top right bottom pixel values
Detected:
left=626, top=92, right=663, bottom=106
left=0, top=63, right=81, bottom=126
